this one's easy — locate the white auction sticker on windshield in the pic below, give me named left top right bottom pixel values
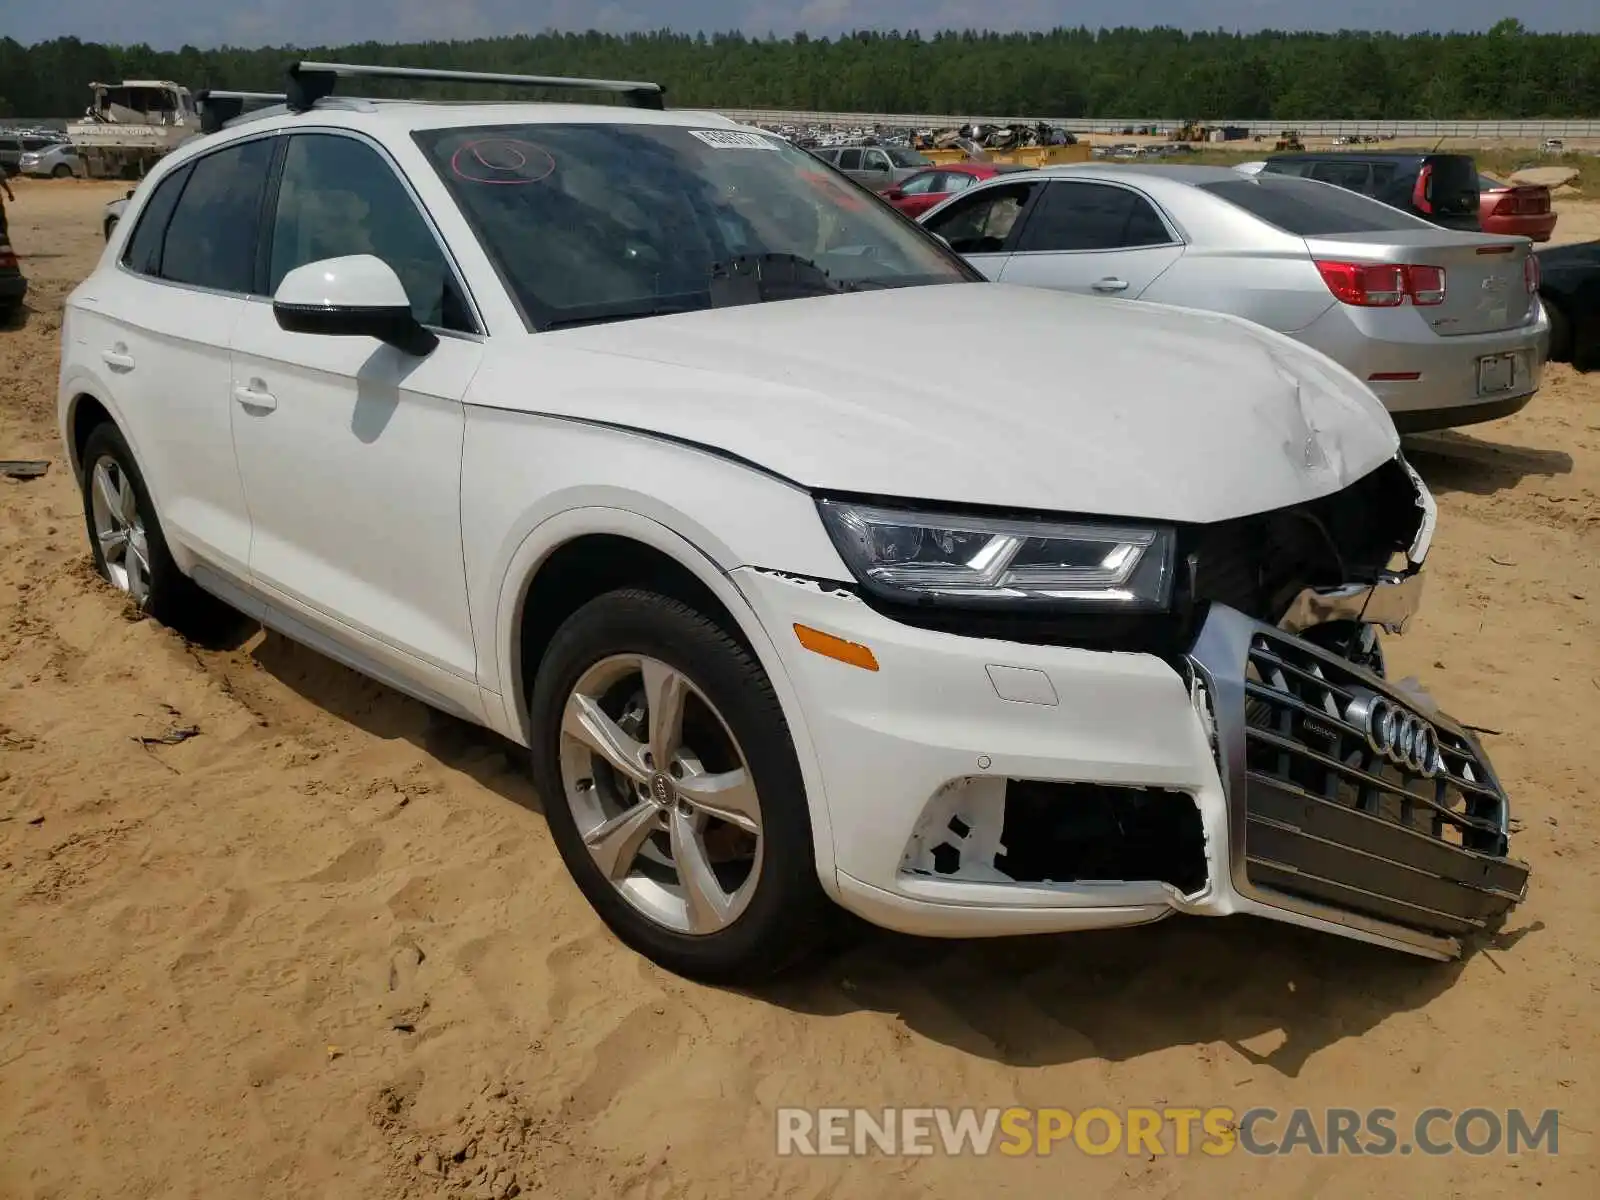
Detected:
left=688, top=129, right=780, bottom=150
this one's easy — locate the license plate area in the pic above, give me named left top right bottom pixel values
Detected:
left=1476, top=352, right=1517, bottom=396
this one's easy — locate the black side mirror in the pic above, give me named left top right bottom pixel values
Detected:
left=275, top=300, right=438, bottom=357
left=271, top=255, right=438, bottom=356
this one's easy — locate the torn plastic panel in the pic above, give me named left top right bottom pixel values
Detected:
left=902, top=776, right=1209, bottom=897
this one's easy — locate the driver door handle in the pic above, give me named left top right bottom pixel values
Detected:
left=233, top=383, right=277, bottom=412
left=1092, top=277, right=1130, bottom=293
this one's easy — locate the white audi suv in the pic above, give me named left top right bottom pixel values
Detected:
left=57, top=64, right=1528, bottom=981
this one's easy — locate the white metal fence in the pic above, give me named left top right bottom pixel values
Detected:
left=717, top=110, right=1600, bottom=138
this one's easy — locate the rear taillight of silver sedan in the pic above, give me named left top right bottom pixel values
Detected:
left=1315, top=260, right=1447, bottom=308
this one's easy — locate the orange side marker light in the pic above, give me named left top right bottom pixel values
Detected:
left=793, top=624, right=879, bottom=672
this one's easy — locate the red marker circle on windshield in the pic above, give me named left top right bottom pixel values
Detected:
left=450, top=139, right=556, bottom=184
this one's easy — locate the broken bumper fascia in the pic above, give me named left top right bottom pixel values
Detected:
left=1279, top=569, right=1424, bottom=636
left=734, top=561, right=1524, bottom=959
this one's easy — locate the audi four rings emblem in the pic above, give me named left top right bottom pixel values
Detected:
left=1348, top=694, right=1442, bottom=777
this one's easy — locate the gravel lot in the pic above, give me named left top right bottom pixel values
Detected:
left=1, top=178, right=1597, bottom=1199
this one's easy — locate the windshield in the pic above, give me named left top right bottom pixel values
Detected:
left=886, top=147, right=931, bottom=168
left=1200, top=175, right=1437, bottom=235
left=414, top=122, right=976, bottom=330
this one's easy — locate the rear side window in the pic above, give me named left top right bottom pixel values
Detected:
left=159, top=137, right=275, bottom=293
left=121, top=164, right=193, bottom=275
left=1308, top=159, right=1372, bottom=192
left=1016, top=181, right=1171, bottom=252
left=837, top=149, right=862, bottom=171
left=1200, top=176, right=1435, bottom=235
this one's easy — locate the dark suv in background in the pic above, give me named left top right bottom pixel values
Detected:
left=1262, top=152, right=1483, bottom=233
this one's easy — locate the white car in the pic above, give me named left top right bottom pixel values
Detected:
left=58, top=63, right=1528, bottom=981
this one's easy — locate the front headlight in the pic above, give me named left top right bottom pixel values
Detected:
left=816, top=499, right=1176, bottom=610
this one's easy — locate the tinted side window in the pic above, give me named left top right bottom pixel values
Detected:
left=1016, top=182, right=1169, bottom=253
left=122, top=164, right=193, bottom=276
left=837, top=149, right=863, bottom=171
left=269, top=133, right=474, bottom=333
left=924, top=182, right=1037, bottom=254
left=1200, top=176, right=1435, bottom=235
left=160, top=138, right=275, bottom=293
left=1261, top=159, right=1308, bottom=178
left=1308, top=160, right=1372, bottom=192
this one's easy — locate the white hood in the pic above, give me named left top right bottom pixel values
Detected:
left=471, top=283, right=1400, bottom=524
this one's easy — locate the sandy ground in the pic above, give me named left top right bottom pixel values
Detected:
left=0, top=177, right=1597, bottom=1199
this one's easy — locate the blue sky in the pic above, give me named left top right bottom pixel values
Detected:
left=2, top=1, right=1595, bottom=49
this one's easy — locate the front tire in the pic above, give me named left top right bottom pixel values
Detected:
left=529, top=588, right=831, bottom=983
left=78, top=421, right=221, bottom=633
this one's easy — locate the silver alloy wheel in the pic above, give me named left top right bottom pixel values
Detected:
left=89, top=455, right=151, bottom=605
left=558, top=654, right=763, bottom=936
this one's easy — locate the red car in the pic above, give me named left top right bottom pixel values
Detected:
left=883, top=162, right=1033, bottom=218
left=1478, top=174, right=1557, bottom=242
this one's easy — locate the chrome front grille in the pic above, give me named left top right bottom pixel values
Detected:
left=1239, top=629, right=1527, bottom=939
left=1189, top=606, right=1530, bottom=956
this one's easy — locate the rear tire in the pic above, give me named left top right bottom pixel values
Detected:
left=52, top=164, right=72, bottom=179
left=529, top=587, right=832, bottom=983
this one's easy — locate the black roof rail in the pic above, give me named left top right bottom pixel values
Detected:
left=196, top=89, right=289, bottom=134
left=284, top=61, right=666, bottom=114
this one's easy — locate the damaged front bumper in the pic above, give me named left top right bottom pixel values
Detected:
left=736, top=563, right=1528, bottom=960
left=1188, top=606, right=1529, bottom=959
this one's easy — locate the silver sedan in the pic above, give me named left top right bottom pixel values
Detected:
left=919, top=164, right=1549, bottom=432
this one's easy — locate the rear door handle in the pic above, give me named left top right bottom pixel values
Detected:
left=1092, top=277, right=1130, bottom=293
left=101, top=347, right=135, bottom=370
left=233, top=384, right=277, bottom=412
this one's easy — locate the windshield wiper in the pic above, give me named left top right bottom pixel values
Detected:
left=541, top=299, right=705, bottom=330
left=708, top=253, right=845, bottom=307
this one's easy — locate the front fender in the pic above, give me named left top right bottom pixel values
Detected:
left=487, top=504, right=842, bottom=898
